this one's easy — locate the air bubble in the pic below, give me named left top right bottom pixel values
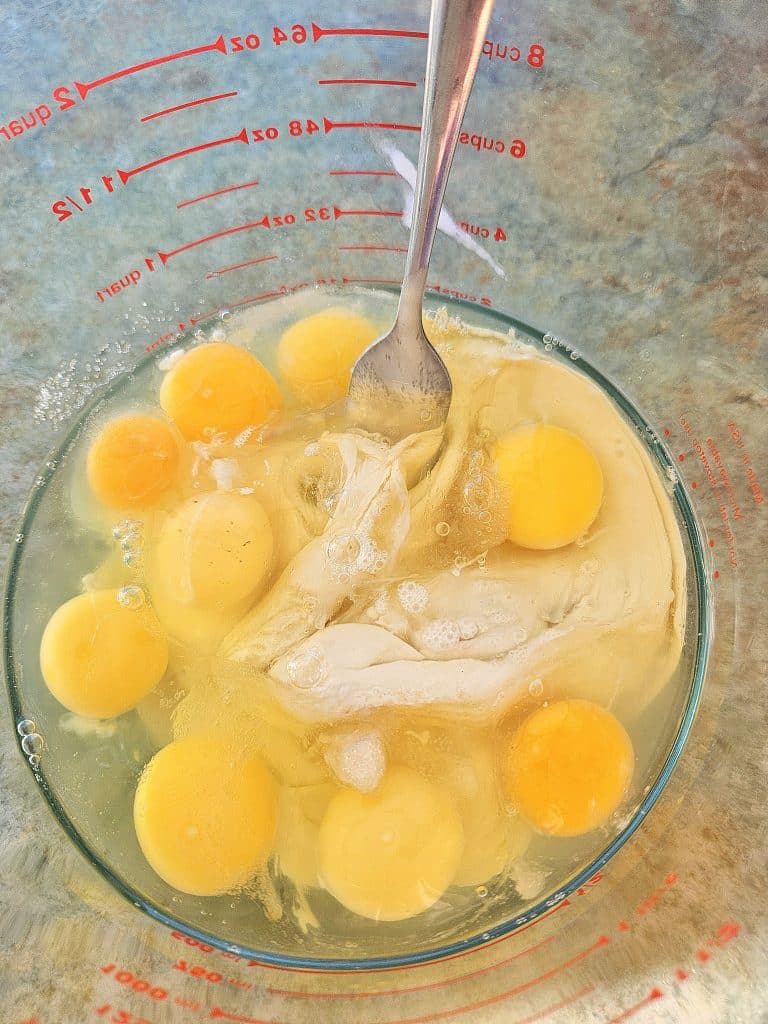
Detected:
left=286, top=647, right=328, bottom=690
left=435, top=521, right=451, bottom=537
left=475, top=885, right=489, bottom=898
left=478, top=510, right=492, bottom=525
left=21, top=733, right=44, bottom=757
left=468, top=450, right=485, bottom=473
left=17, top=719, right=36, bottom=736
left=113, top=518, right=141, bottom=541
left=117, top=585, right=145, bottom=610
left=463, top=472, right=493, bottom=514
left=421, top=619, right=461, bottom=650
left=219, top=309, right=233, bottom=323
left=528, top=679, right=544, bottom=697
left=28, top=754, right=41, bottom=769
left=458, top=618, right=479, bottom=640
left=397, top=580, right=429, bottom=614
left=327, top=532, right=362, bottom=567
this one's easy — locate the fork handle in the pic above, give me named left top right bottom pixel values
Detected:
left=396, top=0, right=496, bottom=337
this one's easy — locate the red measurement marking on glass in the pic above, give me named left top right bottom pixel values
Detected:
left=334, top=206, right=403, bottom=219
left=99, top=965, right=168, bottom=1001
left=319, top=78, right=417, bottom=87
left=727, top=420, right=765, bottom=504
left=232, top=290, right=283, bottom=308
left=339, top=244, right=408, bottom=253
left=329, top=169, right=398, bottom=177
left=428, top=282, right=493, bottom=306
left=606, top=987, right=664, bottom=1023
left=140, top=91, right=238, bottom=123
left=324, top=116, right=420, bottom=133
left=248, top=900, right=571, bottom=975
left=173, top=960, right=224, bottom=983
left=482, top=40, right=546, bottom=69
left=207, top=255, right=277, bottom=278
left=268, top=934, right=557, bottom=999
left=96, top=267, right=147, bottom=303
left=511, top=987, right=595, bottom=1024
left=461, top=221, right=508, bottom=242
left=311, top=22, right=428, bottom=42
left=73, top=36, right=227, bottom=99
left=95, top=1008, right=153, bottom=1024
left=177, top=179, right=259, bottom=209
left=377, top=940, right=607, bottom=1024
left=0, top=104, right=52, bottom=141
left=157, top=214, right=270, bottom=264
left=711, top=920, right=741, bottom=947
left=118, top=128, right=248, bottom=184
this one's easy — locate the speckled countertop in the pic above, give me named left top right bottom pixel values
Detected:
left=1, top=0, right=766, bottom=1022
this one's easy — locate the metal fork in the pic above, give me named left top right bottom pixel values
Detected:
left=347, top=0, right=496, bottom=439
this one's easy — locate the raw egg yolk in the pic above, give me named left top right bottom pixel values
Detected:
left=134, top=736, right=277, bottom=896
left=40, top=589, right=169, bottom=719
left=86, top=414, right=179, bottom=509
left=492, top=423, right=603, bottom=549
left=277, top=307, right=379, bottom=407
left=149, top=492, right=273, bottom=609
left=502, top=699, right=634, bottom=837
left=318, top=767, right=464, bottom=921
left=160, top=342, right=282, bottom=441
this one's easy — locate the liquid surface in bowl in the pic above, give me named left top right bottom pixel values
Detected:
left=38, top=295, right=686, bottom=929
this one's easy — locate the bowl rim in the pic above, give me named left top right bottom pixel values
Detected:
left=2, top=291, right=711, bottom=971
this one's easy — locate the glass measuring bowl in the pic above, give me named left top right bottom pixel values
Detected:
left=1, top=0, right=766, bottom=1020
left=4, top=286, right=710, bottom=966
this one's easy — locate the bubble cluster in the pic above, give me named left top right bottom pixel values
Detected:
left=17, top=720, right=44, bottom=769
left=577, top=559, right=599, bottom=579
left=117, top=585, right=145, bottom=610
left=286, top=646, right=328, bottom=690
left=325, top=531, right=387, bottom=581
left=324, top=730, right=386, bottom=793
left=397, top=580, right=429, bottom=614
left=463, top=451, right=495, bottom=520
left=112, top=518, right=143, bottom=565
left=34, top=347, right=128, bottom=428
left=458, top=618, right=479, bottom=640
left=326, top=531, right=362, bottom=567
left=420, top=619, right=462, bottom=651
